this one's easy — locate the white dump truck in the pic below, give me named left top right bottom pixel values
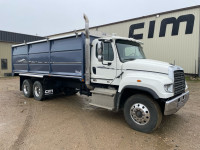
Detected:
left=12, top=15, right=189, bottom=133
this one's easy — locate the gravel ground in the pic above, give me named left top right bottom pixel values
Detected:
left=0, top=77, right=200, bottom=150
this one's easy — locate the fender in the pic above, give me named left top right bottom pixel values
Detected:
left=114, top=85, right=159, bottom=111
left=122, top=85, right=159, bottom=99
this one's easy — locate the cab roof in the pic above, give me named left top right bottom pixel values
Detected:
left=99, top=36, right=143, bottom=44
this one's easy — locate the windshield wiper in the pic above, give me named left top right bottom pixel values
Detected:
left=124, top=58, right=135, bottom=61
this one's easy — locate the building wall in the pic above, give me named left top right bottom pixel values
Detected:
left=0, top=42, right=16, bottom=76
left=48, top=7, right=200, bottom=74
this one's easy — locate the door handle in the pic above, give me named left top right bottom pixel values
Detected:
left=92, top=67, right=96, bottom=74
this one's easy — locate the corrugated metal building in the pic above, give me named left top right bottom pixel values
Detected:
left=0, top=30, right=44, bottom=77
left=48, top=5, right=200, bottom=76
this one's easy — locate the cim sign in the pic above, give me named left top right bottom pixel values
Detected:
left=128, top=14, right=195, bottom=39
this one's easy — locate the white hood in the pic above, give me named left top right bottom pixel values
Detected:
left=122, top=59, right=172, bottom=74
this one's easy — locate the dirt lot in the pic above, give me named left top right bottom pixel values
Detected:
left=0, top=77, right=200, bottom=150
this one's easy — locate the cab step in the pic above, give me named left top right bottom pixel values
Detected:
left=90, top=88, right=117, bottom=110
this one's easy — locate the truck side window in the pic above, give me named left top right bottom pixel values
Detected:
left=103, top=43, right=114, bottom=61
left=96, top=42, right=114, bottom=61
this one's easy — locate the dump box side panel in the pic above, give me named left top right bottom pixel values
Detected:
left=50, top=36, right=83, bottom=77
left=12, top=34, right=86, bottom=79
left=29, top=41, right=50, bottom=74
left=13, top=45, right=29, bottom=72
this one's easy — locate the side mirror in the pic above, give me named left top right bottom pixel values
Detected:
left=97, top=41, right=103, bottom=62
left=98, top=55, right=103, bottom=62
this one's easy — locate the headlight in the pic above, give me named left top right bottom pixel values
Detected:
left=164, top=84, right=174, bottom=93
left=185, top=81, right=188, bottom=90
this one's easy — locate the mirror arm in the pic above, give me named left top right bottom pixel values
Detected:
left=101, top=59, right=112, bottom=66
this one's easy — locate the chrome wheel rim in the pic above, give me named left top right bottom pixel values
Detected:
left=24, top=84, right=28, bottom=95
left=34, top=86, right=40, bottom=97
left=130, top=103, right=150, bottom=125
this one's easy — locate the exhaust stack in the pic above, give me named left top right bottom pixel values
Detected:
left=83, top=14, right=93, bottom=90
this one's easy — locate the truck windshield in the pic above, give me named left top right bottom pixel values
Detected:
left=116, top=39, right=145, bottom=62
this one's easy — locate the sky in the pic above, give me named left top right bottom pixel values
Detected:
left=0, top=0, right=200, bottom=37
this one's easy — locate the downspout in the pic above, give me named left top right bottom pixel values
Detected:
left=84, top=14, right=94, bottom=90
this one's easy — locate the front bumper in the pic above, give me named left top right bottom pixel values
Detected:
left=164, top=91, right=189, bottom=115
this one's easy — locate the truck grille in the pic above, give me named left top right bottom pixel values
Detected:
left=174, top=70, right=185, bottom=96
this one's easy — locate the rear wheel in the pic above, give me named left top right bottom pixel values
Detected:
left=22, top=79, right=33, bottom=98
left=33, top=81, right=44, bottom=101
left=124, top=94, right=162, bottom=133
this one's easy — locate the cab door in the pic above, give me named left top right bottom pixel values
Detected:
left=91, top=41, right=117, bottom=84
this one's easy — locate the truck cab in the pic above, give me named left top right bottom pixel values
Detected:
left=89, top=36, right=189, bottom=132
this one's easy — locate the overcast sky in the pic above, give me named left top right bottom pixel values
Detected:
left=0, top=0, right=200, bottom=36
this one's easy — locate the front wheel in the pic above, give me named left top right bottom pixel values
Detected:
left=124, top=94, right=162, bottom=133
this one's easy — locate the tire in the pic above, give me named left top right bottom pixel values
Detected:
left=22, top=79, right=33, bottom=98
left=63, top=88, right=78, bottom=96
left=33, top=81, right=44, bottom=101
left=123, top=94, right=162, bottom=133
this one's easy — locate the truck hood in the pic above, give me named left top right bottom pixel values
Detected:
left=122, top=59, right=172, bottom=74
